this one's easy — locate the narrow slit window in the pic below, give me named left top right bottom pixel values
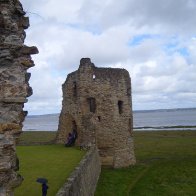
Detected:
left=73, top=81, right=77, bottom=97
left=87, top=97, right=96, bottom=113
left=118, top=100, right=123, bottom=114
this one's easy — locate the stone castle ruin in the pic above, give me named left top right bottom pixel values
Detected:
left=56, top=58, right=136, bottom=168
left=0, top=0, right=38, bottom=194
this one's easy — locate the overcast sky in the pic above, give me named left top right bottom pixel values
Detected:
left=20, top=0, right=196, bottom=115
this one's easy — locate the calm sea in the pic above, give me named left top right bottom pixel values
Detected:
left=23, top=108, right=196, bottom=131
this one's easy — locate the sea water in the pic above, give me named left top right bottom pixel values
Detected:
left=23, top=108, right=196, bottom=131
left=134, top=108, right=196, bottom=131
left=23, top=114, right=59, bottom=131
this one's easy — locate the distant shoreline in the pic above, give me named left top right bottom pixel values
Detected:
left=134, top=125, right=196, bottom=130
left=26, top=107, right=196, bottom=117
left=23, top=126, right=196, bottom=132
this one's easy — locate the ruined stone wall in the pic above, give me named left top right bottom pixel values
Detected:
left=56, top=58, right=136, bottom=168
left=56, top=147, right=101, bottom=196
left=0, top=0, right=38, bottom=194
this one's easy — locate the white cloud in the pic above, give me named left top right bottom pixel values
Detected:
left=20, top=0, right=196, bottom=114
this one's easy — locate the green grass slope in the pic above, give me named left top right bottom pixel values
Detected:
left=95, top=131, right=196, bottom=196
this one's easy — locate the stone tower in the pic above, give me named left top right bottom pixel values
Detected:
left=0, top=0, right=38, bottom=194
left=56, top=58, right=136, bottom=168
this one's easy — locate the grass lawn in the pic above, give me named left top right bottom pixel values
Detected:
left=15, top=145, right=85, bottom=196
left=95, top=130, right=196, bottom=196
left=16, top=130, right=196, bottom=195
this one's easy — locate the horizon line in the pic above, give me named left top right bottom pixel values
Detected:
left=27, top=107, right=196, bottom=116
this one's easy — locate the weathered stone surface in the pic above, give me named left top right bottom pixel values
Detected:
left=19, top=46, right=39, bottom=55
left=0, top=0, right=38, bottom=194
left=56, top=58, right=136, bottom=168
left=19, top=17, right=29, bottom=29
left=0, top=123, right=21, bottom=133
left=0, top=97, right=28, bottom=103
left=56, top=147, right=101, bottom=196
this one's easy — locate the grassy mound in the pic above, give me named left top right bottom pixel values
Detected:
left=15, top=145, right=85, bottom=196
left=95, top=131, right=196, bottom=195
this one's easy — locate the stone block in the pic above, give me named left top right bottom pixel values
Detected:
left=19, top=17, right=29, bottom=29
left=19, top=45, right=39, bottom=55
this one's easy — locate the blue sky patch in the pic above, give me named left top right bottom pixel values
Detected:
left=128, top=34, right=160, bottom=46
left=177, top=47, right=189, bottom=56
left=164, top=42, right=189, bottom=57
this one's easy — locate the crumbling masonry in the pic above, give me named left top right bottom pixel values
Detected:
left=56, top=58, right=136, bottom=168
left=0, top=0, right=38, bottom=194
